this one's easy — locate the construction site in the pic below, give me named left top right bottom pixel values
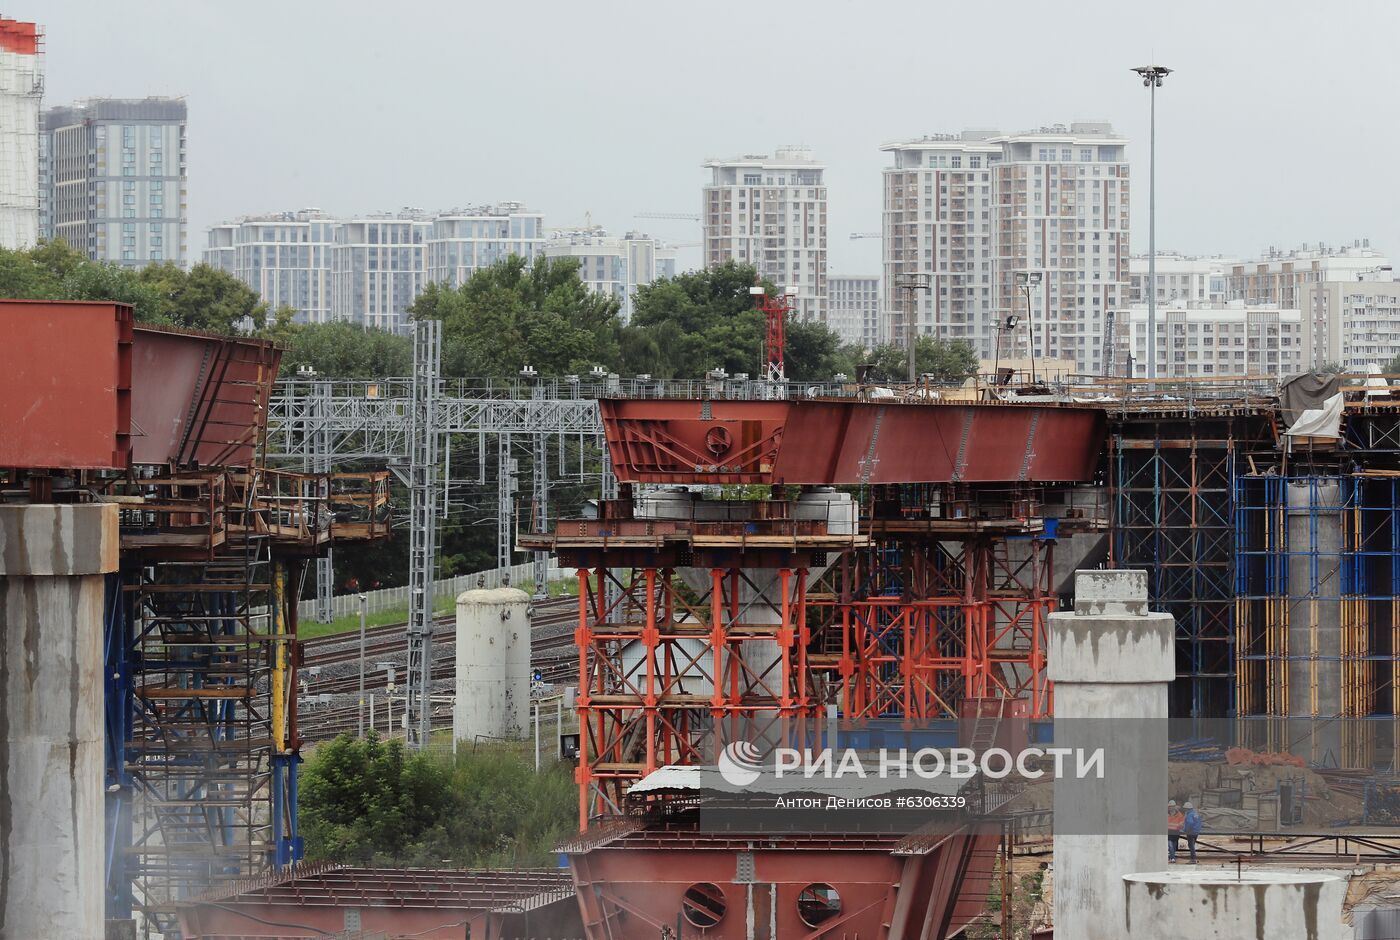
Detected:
left=11, top=289, right=1400, bottom=940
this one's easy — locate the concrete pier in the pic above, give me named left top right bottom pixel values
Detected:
left=1123, top=869, right=1344, bottom=939
left=1048, top=569, right=1174, bottom=940
left=1287, top=479, right=1343, bottom=765
left=0, top=504, right=118, bottom=939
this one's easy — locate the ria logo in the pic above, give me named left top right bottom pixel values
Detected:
left=718, top=741, right=764, bottom=787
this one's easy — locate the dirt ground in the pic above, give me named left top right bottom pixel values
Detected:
left=997, top=759, right=1365, bottom=829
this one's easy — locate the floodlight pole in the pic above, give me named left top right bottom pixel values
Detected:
left=1133, top=64, right=1172, bottom=380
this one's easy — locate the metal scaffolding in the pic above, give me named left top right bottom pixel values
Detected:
left=1107, top=411, right=1264, bottom=721
left=1235, top=473, right=1397, bottom=767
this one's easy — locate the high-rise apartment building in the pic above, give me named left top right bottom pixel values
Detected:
left=543, top=230, right=664, bottom=323
left=882, top=132, right=999, bottom=353
left=828, top=275, right=881, bottom=347
left=0, top=18, right=41, bottom=251
left=1225, top=241, right=1388, bottom=307
left=1128, top=253, right=1233, bottom=305
left=199, top=210, right=337, bottom=323
left=330, top=212, right=430, bottom=333
left=206, top=206, right=545, bottom=329
left=426, top=203, right=544, bottom=288
left=41, top=97, right=187, bottom=266
left=1123, top=302, right=1304, bottom=379
left=703, top=148, right=827, bottom=323
left=882, top=124, right=1129, bottom=373
left=1304, top=272, right=1400, bottom=372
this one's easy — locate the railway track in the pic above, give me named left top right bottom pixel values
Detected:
left=296, top=595, right=579, bottom=740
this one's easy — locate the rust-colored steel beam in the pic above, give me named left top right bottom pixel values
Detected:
left=131, top=325, right=281, bottom=468
left=0, top=299, right=133, bottom=470
left=600, top=398, right=1106, bottom=485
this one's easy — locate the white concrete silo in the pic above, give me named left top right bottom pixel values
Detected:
left=453, top=587, right=531, bottom=743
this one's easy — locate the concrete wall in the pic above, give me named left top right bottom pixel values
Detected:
left=0, top=504, right=117, bottom=938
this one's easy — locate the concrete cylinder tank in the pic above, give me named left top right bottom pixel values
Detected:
left=1122, top=870, right=1345, bottom=939
left=453, top=587, right=531, bottom=743
left=0, top=503, right=117, bottom=938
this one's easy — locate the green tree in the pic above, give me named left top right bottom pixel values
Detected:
left=300, top=734, right=576, bottom=867
left=0, top=240, right=268, bottom=333
left=854, top=338, right=979, bottom=383
left=625, top=260, right=766, bottom=378
left=138, top=261, right=269, bottom=332
left=412, top=255, right=621, bottom=378
left=275, top=320, right=414, bottom=377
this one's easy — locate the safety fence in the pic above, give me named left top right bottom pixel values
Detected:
left=297, top=559, right=564, bottom=622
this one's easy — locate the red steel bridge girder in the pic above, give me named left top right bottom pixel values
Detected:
left=600, top=398, right=1106, bottom=486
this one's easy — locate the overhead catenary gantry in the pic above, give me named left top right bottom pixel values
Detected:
left=266, top=322, right=611, bottom=746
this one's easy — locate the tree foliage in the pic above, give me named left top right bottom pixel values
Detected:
left=625, top=260, right=854, bottom=381
left=300, top=734, right=576, bottom=867
left=274, top=318, right=414, bottom=377
left=0, top=239, right=269, bottom=332
left=857, top=337, right=980, bottom=384
left=411, top=255, right=621, bottom=377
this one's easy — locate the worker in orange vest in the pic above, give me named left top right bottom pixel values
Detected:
left=1167, top=799, right=1185, bottom=862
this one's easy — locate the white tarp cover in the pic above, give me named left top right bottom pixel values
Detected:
left=1285, top=392, right=1345, bottom=438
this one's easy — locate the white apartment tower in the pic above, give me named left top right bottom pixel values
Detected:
left=881, top=132, right=999, bottom=353
left=200, top=210, right=337, bottom=323
left=426, top=203, right=544, bottom=288
left=703, top=148, right=827, bottom=323
left=828, top=275, right=882, bottom=347
left=0, top=18, right=42, bottom=250
left=882, top=124, right=1130, bottom=373
left=543, top=230, right=664, bottom=324
left=330, top=212, right=431, bottom=333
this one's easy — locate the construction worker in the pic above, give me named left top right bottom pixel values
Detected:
left=1167, top=800, right=1184, bottom=862
left=1182, top=801, right=1203, bottom=864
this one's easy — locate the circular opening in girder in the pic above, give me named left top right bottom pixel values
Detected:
left=705, top=424, right=733, bottom=456
left=797, top=883, right=842, bottom=928
left=683, top=882, right=726, bottom=928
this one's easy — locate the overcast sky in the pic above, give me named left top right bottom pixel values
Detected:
left=32, top=0, right=1400, bottom=274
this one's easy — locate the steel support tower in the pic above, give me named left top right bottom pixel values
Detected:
left=405, top=319, right=441, bottom=747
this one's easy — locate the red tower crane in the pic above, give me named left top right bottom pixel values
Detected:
left=751, top=285, right=795, bottom=384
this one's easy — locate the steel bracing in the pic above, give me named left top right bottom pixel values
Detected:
left=1108, top=413, right=1262, bottom=721
left=573, top=564, right=818, bottom=824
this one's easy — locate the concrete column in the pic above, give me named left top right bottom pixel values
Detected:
left=0, top=504, right=118, bottom=939
left=1286, top=479, right=1342, bottom=765
left=1048, top=569, right=1174, bottom=940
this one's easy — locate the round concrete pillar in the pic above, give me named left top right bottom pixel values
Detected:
left=1123, top=870, right=1345, bottom=939
left=0, top=504, right=117, bottom=939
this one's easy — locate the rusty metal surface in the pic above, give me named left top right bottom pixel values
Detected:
left=0, top=299, right=133, bottom=470
left=601, top=398, right=1105, bottom=485
left=178, top=864, right=579, bottom=940
left=130, top=325, right=281, bottom=468
left=567, top=821, right=997, bottom=940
